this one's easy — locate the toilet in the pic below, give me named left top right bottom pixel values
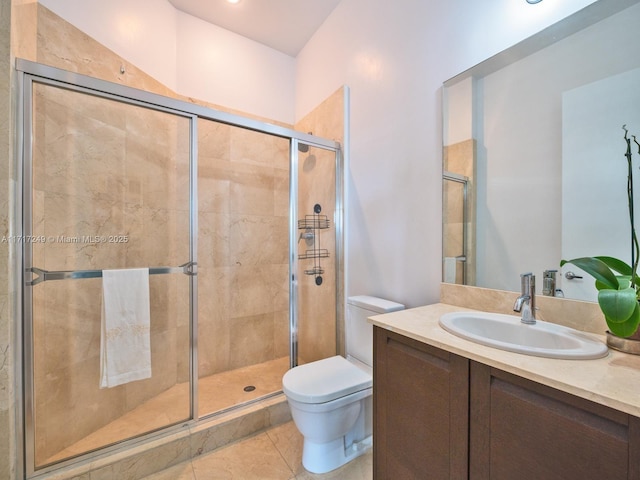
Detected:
left=282, top=295, right=405, bottom=474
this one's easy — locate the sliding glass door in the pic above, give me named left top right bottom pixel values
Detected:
left=23, top=79, right=195, bottom=470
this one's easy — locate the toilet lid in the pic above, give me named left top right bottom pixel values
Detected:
left=282, top=355, right=372, bottom=404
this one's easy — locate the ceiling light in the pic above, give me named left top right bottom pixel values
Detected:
left=526, top=0, right=543, bottom=3
left=227, top=0, right=241, bottom=4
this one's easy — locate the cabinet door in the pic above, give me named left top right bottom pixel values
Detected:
left=470, top=362, right=640, bottom=480
left=374, top=327, right=469, bottom=480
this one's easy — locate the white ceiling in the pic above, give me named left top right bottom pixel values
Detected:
left=168, top=0, right=342, bottom=57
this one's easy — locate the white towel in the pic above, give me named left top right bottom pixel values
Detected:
left=100, top=268, right=151, bottom=388
left=443, top=257, right=457, bottom=283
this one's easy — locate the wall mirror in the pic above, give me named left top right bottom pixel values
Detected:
left=442, top=0, right=640, bottom=302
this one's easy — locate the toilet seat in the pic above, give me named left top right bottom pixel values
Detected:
left=282, top=355, right=372, bottom=404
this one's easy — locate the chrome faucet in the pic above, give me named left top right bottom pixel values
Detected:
left=513, top=272, right=536, bottom=325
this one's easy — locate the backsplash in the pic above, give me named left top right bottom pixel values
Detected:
left=440, top=283, right=607, bottom=335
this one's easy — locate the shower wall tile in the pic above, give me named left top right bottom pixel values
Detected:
left=228, top=164, right=277, bottom=217
left=197, top=321, right=230, bottom=377
left=198, top=164, right=232, bottom=215
left=272, top=264, right=290, bottom=313
left=228, top=313, right=275, bottom=369
left=35, top=354, right=127, bottom=463
left=295, top=87, right=345, bottom=145
left=0, top=106, right=10, bottom=467
left=298, top=275, right=337, bottom=364
left=0, top=408, right=11, bottom=480
left=273, top=167, right=290, bottom=218
left=230, top=128, right=289, bottom=171
left=198, top=121, right=232, bottom=160
left=268, top=216, right=289, bottom=266
left=123, top=206, right=183, bottom=266
left=229, top=214, right=288, bottom=266
left=198, top=211, right=231, bottom=267
left=294, top=87, right=345, bottom=362
left=37, top=280, right=102, bottom=374
left=197, top=267, right=232, bottom=377
left=229, top=265, right=277, bottom=318
left=35, top=107, right=127, bottom=201
left=176, top=324, right=191, bottom=384
left=12, top=1, right=36, bottom=65
left=126, top=330, right=178, bottom=410
left=148, top=277, right=178, bottom=335
left=273, top=310, right=290, bottom=359
left=197, top=120, right=289, bottom=381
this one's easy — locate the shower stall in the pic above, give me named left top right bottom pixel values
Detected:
left=17, top=60, right=343, bottom=477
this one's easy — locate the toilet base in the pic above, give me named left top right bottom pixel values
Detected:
left=301, top=434, right=372, bottom=474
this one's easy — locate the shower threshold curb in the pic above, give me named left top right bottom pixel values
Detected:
left=31, top=395, right=291, bottom=480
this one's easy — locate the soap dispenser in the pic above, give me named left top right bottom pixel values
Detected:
left=542, top=269, right=557, bottom=296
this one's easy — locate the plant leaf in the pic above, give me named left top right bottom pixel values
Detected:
left=560, top=257, right=620, bottom=290
left=596, top=275, right=632, bottom=291
left=598, top=287, right=638, bottom=323
left=594, top=256, right=633, bottom=276
left=607, top=303, right=640, bottom=337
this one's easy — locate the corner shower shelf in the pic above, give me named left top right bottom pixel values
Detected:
left=297, top=216, right=330, bottom=230
left=304, top=266, right=325, bottom=276
left=298, top=249, right=330, bottom=260
left=298, top=204, right=331, bottom=285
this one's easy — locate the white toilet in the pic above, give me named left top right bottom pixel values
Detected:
left=282, top=295, right=405, bottom=474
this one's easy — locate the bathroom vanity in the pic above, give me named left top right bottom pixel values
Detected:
left=371, top=304, right=640, bottom=480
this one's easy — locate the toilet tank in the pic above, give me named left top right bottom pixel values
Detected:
left=346, top=295, right=405, bottom=367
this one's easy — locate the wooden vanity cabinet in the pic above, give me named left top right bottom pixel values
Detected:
left=373, top=327, right=469, bottom=480
left=470, top=362, right=640, bottom=480
left=373, top=326, right=640, bottom=480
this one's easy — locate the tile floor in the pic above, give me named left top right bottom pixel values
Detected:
left=141, top=421, right=373, bottom=480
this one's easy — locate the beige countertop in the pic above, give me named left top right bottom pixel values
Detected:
left=368, top=302, right=640, bottom=417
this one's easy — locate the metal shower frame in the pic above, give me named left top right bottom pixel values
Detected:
left=15, top=58, right=343, bottom=478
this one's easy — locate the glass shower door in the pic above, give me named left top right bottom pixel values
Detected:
left=24, top=80, right=194, bottom=470
left=293, top=142, right=341, bottom=365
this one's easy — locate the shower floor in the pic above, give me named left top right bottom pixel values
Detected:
left=44, top=356, right=290, bottom=465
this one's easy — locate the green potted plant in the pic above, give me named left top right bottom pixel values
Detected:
left=561, top=126, right=640, bottom=349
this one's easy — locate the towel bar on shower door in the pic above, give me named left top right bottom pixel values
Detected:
left=26, top=261, right=197, bottom=286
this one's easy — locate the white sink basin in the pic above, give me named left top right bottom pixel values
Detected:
left=439, top=312, right=608, bottom=360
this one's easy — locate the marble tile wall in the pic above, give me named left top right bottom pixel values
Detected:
left=197, top=119, right=290, bottom=380
left=1, top=0, right=13, bottom=479
left=294, top=146, right=338, bottom=364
